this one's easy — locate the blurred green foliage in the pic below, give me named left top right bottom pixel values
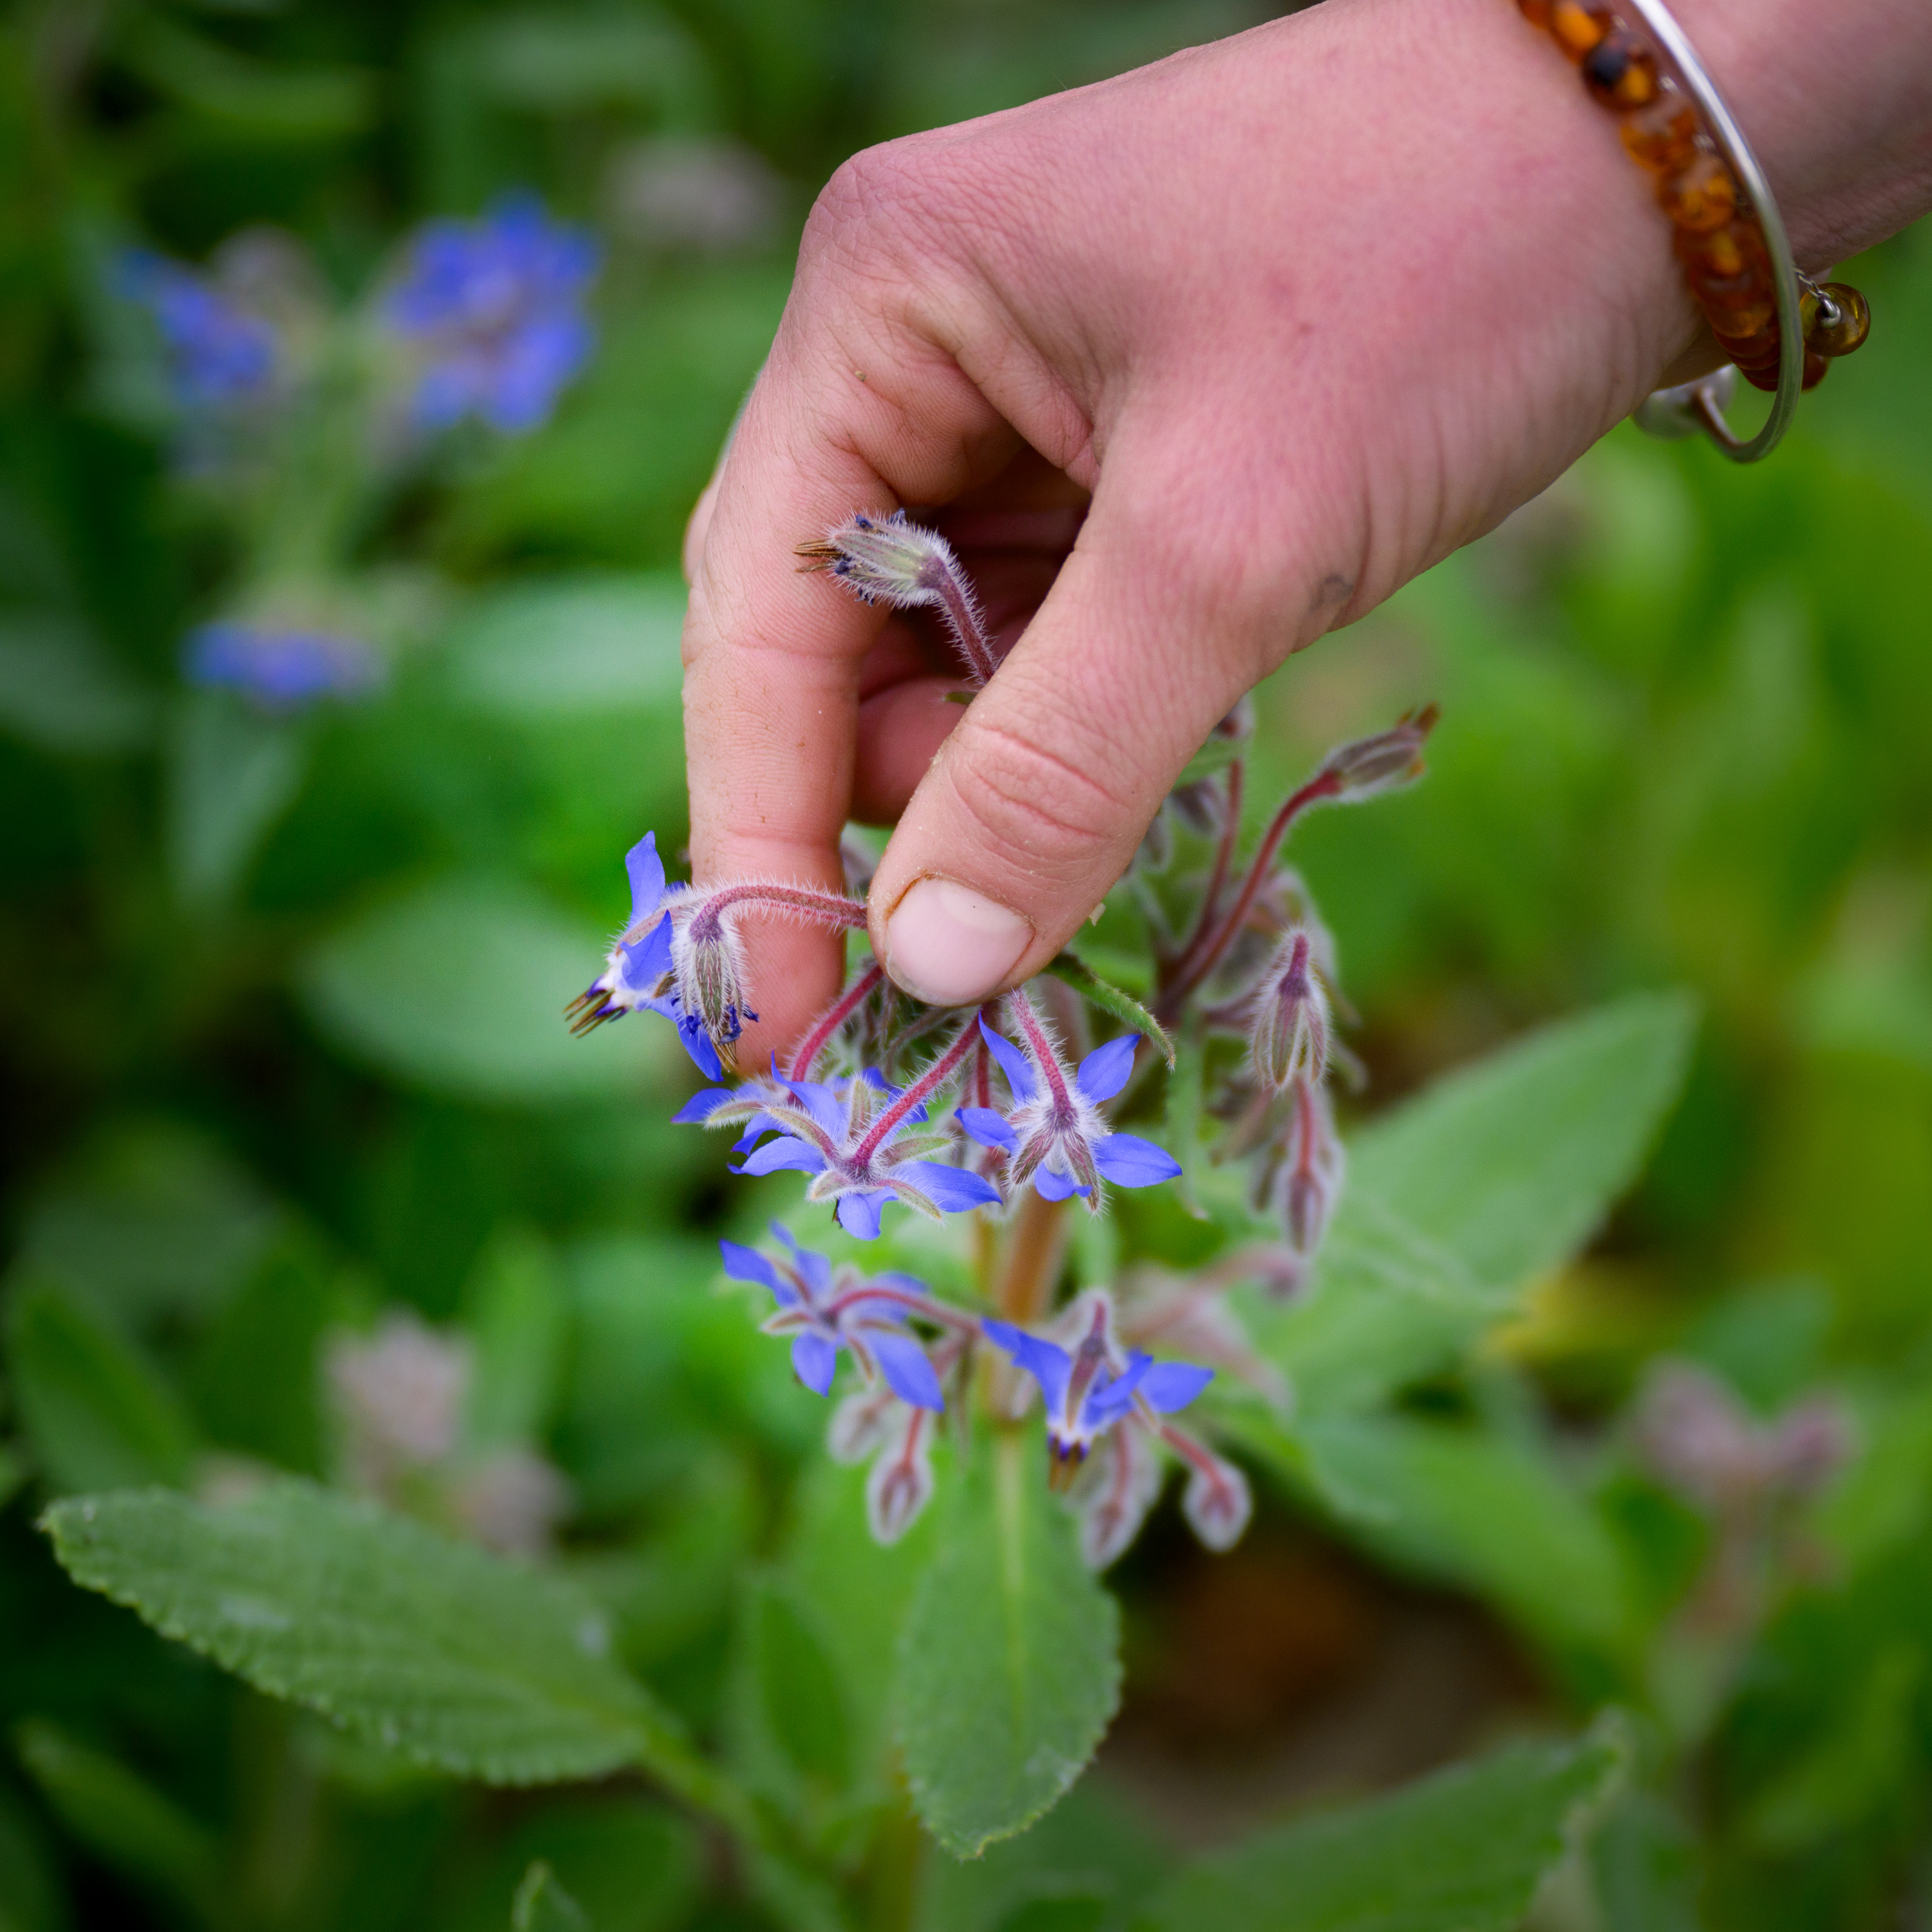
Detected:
left=4, top=0, right=1932, bottom=1926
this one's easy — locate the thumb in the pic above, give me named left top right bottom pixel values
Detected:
left=867, top=494, right=1287, bottom=1006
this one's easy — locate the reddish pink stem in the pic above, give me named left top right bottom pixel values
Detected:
left=1166, top=759, right=1245, bottom=986
left=1164, top=770, right=1340, bottom=1008
left=853, top=1020, right=981, bottom=1165
left=1008, top=987, right=1076, bottom=1115
left=688, top=882, right=867, bottom=943
left=828, top=1284, right=978, bottom=1331
left=788, top=962, right=884, bottom=1081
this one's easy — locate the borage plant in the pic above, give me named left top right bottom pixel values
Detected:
left=555, top=513, right=1442, bottom=1841
left=42, top=516, right=1667, bottom=1929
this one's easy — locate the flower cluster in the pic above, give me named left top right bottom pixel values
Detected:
left=384, top=191, right=600, bottom=435
left=572, top=511, right=1436, bottom=1566
left=115, top=194, right=598, bottom=719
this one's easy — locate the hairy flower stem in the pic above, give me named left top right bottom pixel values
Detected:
left=788, top=963, right=885, bottom=1080
left=1160, top=769, right=1341, bottom=1011
left=685, top=882, right=868, bottom=944
left=994, top=1191, right=1073, bottom=1325
left=926, top=566, right=998, bottom=687
left=851, top=1021, right=981, bottom=1166
left=1165, top=759, right=1245, bottom=985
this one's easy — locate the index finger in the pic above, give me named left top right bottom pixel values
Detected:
left=680, top=279, right=1019, bottom=1063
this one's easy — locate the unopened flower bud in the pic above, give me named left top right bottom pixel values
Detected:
left=1765, top=1398, right=1855, bottom=1497
left=797, top=510, right=997, bottom=685
left=1181, top=1448, right=1253, bottom=1553
left=1277, top=1078, right=1344, bottom=1257
left=1317, top=703, right=1439, bottom=800
left=1633, top=1363, right=1764, bottom=1510
left=866, top=1408, right=936, bottom=1544
left=1249, top=929, right=1330, bottom=1093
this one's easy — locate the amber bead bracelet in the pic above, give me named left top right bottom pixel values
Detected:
left=1517, top=0, right=1870, bottom=461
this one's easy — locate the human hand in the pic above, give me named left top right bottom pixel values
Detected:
left=681, top=0, right=1932, bottom=1066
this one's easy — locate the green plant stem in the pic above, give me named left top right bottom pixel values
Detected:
left=994, top=1191, right=1072, bottom=1324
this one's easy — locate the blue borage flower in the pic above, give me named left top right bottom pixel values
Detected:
left=118, top=249, right=278, bottom=409
left=567, top=833, right=720, bottom=1079
left=720, top=1226, right=971, bottom=1408
left=570, top=830, right=871, bottom=1077
left=961, top=994, right=1182, bottom=1205
left=982, top=1299, right=1213, bottom=1475
left=384, top=191, right=600, bottom=435
left=693, top=1025, right=999, bottom=1238
left=982, top=1290, right=1251, bottom=1564
left=185, top=620, right=381, bottom=712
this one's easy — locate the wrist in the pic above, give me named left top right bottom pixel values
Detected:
left=1609, top=0, right=1932, bottom=269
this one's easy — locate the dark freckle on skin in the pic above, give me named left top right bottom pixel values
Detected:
left=1314, top=573, right=1354, bottom=608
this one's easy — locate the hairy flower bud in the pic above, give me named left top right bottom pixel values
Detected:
left=797, top=511, right=998, bottom=685
left=1248, top=928, right=1331, bottom=1093
left=1316, top=703, right=1439, bottom=800
left=1277, top=1078, right=1344, bottom=1257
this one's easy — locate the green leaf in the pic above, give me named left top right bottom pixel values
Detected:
left=1247, top=1190, right=1503, bottom=1420
left=13, top=1718, right=220, bottom=1918
left=44, top=1481, right=682, bottom=1785
left=513, top=1862, right=591, bottom=1932
left=192, top=1238, right=335, bottom=1474
left=1043, top=952, right=1175, bottom=1068
left=1350, top=993, right=1696, bottom=1291
left=1144, top=1727, right=1625, bottom=1932
left=465, top=1228, right=569, bottom=1448
left=442, top=575, right=685, bottom=721
left=896, top=1433, right=1122, bottom=1859
left=298, top=875, right=675, bottom=1103
left=0, top=1778, right=64, bottom=1932
left=0, top=614, right=153, bottom=753
left=166, top=691, right=307, bottom=907
left=5, top=1284, right=196, bottom=1495
left=1294, top=1415, right=1634, bottom=1654
left=743, top=1575, right=853, bottom=1792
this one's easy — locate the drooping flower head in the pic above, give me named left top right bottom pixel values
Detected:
left=118, top=248, right=279, bottom=409
left=720, top=1227, right=969, bottom=1410
left=567, top=833, right=719, bottom=1079
left=961, top=994, right=1181, bottom=1206
left=185, top=620, right=382, bottom=712
left=385, top=191, right=600, bottom=435
left=981, top=1296, right=1213, bottom=1479
left=699, top=1029, right=999, bottom=1238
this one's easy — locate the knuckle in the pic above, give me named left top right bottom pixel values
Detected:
left=942, top=712, right=1128, bottom=880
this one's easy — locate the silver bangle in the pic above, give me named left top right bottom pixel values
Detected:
left=1622, top=0, right=1801, bottom=464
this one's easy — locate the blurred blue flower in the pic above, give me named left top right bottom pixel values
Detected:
left=386, top=191, right=600, bottom=434
left=118, top=249, right=278, bottom=409
left=184, top=620, right=380, bottom=712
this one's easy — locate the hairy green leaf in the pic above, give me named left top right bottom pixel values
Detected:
left=44, top=1482, right=684, bottom=1786
left=1297, top=1415, right=1634, bottom=1653
left=1145, top=1728, right=1625, bottom=1932
left=1351, top=992, right=1696, bottom=1291
left=1043, top=953, right=1176, bottom=1068
left=896, top=1434, right=1121, bottom=1859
